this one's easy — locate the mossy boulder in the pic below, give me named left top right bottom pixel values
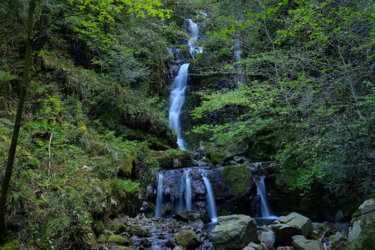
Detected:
left=126, top=224, right=151, bottom=237
left=98, top=230, right=114, bottom=244
left=199, top=142, right=233, bottom=163
left=209, top=149, right=232, bottom=163
left=107, top=235, right=129, bottom=245
left=175, top=230, right=200, bottom=248
left=346, top=199, right=375, bottom=249
left=146, top=149, right=192, bottom=169
left=209, top=215, right=257, bottom=250
left=111, top=223, right=126, bottom=234
left=219, top=166, right=253, bottom=198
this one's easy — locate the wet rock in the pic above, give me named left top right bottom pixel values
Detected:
left=242, top=242, right=267, bottom=250
left=348, top=199, right=375, bottom=241
left=175, top=230, right=200, bottom=248
left=271, top=223, right=299, bottom=246
left=291, top=235, right=324, bottom=250
left=173, top=247, right=185, bottom=250
left=346, top=199, right=375, bottom=249
left=209, top=215, right=257, bottom=250
left=273, top=213, right=312, bottom=237
left=259, top=229, right=275, bottom=247
left=174, top=210, right=211, bottom=223
left=276, top=247, right=295, bottom=250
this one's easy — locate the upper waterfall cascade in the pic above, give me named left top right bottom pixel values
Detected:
left=168, top=18, right=203, bottom=150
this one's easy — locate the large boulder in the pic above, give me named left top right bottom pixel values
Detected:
left=219, top=166, right=253, bottom=198
left=175, top=230, right=200, bottom=249
left=346, top=199, right=375, bottom=249
left=275, top=213, right=312, bottom=237
left=271, top=223, right=300, bottom=246
left=291, top=235, right=324, bottom=250
left=209, top=215, right=257, bottom=250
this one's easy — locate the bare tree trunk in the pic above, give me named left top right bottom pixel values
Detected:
left=0, top=0, right=37, bottom=238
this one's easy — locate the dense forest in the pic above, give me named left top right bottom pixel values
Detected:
left=0, top=0, right=374, bottom=249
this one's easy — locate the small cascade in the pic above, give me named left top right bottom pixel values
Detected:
left=184, top=169, right=192, bottom=210
left=154, top=173, right=164, bottom=217
left=201, top=171, right=218, bottom=223
left=253, top=175, right=277, bottom=220
left=168, top=64, right=190, bottom=150
left=186, top=19, right=203, bottom=57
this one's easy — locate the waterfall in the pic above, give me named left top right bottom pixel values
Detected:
left=253, top=175, right=277, bottom=219
left=186, top=19, right=203, bottom=58
left=168, top=64, right=190, bottom=150
left=168, top=18, right=203, bottom=150
left=155, top=173, right=164, bottom=217
left=184, top=169, right=192, bottom=210
left=201, top=171, right=218, bottom=223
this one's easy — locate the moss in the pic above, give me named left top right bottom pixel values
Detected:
left=107, top=235, right=129, bottom=245
left=98, top=230, right=114, bottom=243
left=220, top=166, right=253, bottom=198
left=146, top=149, right=192, bottom=169
left=87, top=141, right=107, bottom=156
left=175, top=230, right=199, bottom=248
left=92, top=220, right=105, bottom=236
left=209, top=149, right=232, bottom=162
left=126, top=224, right=151, bottom=237
left=1, top=240, right=20, bottom=250
left=345, top=220, right=375, bottom=250
left=118, top=155, right=134, bottom=177
left=111, top=223, right=125, bottom=233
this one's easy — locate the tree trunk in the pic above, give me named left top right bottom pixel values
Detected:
left=0, top=0, right=37, bottom=238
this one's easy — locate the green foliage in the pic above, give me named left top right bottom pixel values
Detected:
left=188, top=0, right=375, bottom=199
left=114, top=179, right=140, bottom=194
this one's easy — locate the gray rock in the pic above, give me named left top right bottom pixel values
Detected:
left=274, top=213, right=312, bottom=237
left=291, top=235, right=324, bottom=250
left=277, top=247, right=295, bottom=250
left=260, top=230, right=275, bottom=247
left=348, top=198, right=375, bottom=242
left=174, top=210, right=211, bottom=223
left=348, top=220, right=362, bottom=241
left=242, top=242, right=267, bottom=250
left=209, top=215, right=257, bottom=250
left=271, top=223, right=299, bottom=245
left=173, top=247, right=185, bottom=250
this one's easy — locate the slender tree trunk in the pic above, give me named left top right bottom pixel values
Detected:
left=0, top=0, right=37, bottom=238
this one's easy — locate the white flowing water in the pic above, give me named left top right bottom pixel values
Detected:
left=184, top=169, right=192, bottom=210
left=168, top=19, right=203, bottom=150
left=254, top=175, right=277, bottom=219
left=202, top=174, right=218, bottom=223
left=154, top=173, right=164, bottom=217
left=186, top=19, right=203, bottom=58
left=168, top=64, right=190, bottom=150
